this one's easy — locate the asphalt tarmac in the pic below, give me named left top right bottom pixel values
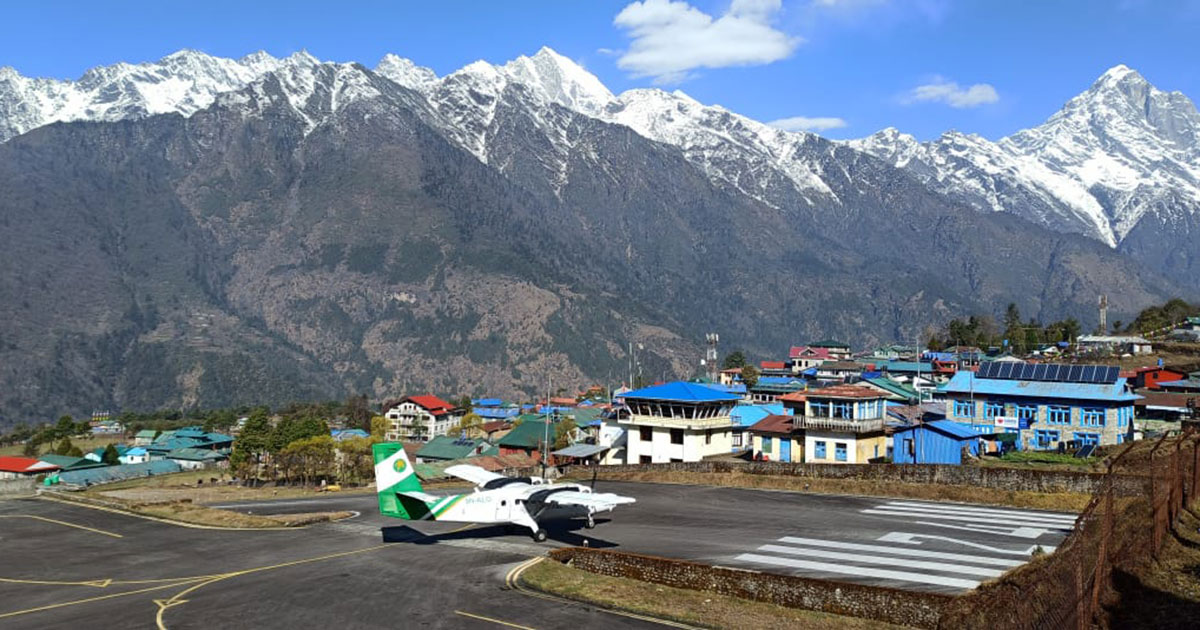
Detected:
left=0, top=481, right=1073, bottom=629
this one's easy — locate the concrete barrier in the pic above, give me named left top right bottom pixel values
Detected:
left=0, top=478, right=38, bottom=496
left=548, top=547, right=951, bottom=629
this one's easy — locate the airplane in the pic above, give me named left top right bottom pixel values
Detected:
left=372, top=442, right=635, bottom=541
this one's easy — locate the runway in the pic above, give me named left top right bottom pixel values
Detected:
left=0, top=481, right=1074, bottom=628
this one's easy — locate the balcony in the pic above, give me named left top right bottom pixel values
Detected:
left=792, top=416, right=887, bottom=433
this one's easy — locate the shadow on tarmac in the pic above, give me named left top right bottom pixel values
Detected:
left=381, top=518, right=618, bottom=548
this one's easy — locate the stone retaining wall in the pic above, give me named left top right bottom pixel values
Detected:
left=548, top=547, right=950, bottom=629
left=580, top=460, right=1114, bottom=494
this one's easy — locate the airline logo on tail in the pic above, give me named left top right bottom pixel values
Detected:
left=393, top=457, right=407, bottom=473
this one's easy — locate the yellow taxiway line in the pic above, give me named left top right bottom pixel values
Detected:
left=0, top=581, right=207, bottom=620
left=454, top=610, right=538, bottom=629
left=0, top=513, right=123, bottom=538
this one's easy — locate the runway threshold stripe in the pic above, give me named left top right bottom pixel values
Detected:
left=776, top=537, right=1023, bottom=567
left=879, top=502, right=1078, bottom=523
left=757, top=545, right=1004, bottom=578
left=861, top=509, right=1074, bottom=529
left=734, top=553, right=981, bottom=590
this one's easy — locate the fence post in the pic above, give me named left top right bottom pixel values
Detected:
left=1075, top=558, right=1087, bottom=630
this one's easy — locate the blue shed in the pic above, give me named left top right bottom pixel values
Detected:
left=892, top=420, right=983, bottom=465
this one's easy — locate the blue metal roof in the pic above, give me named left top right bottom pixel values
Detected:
left=892, top=420, right=980, bottom=440
left=730, top=403, right=785, bottom=427
left=1157, top=379, right=1200, bottom=389
left=756, top=376, right=802, bottom=385
left=473, top=398, right=504, bottom=407
left=621, top=381, right=741, bottom=402
left=940, top=371, right=1139, bottom=402
left=881, top=361, right=934, bottom=373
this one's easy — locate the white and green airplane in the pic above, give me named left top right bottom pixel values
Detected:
left=372, top=442, right=636, bottom=541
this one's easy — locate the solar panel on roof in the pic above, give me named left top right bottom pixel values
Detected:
left=1103, top=366, right=1119, bottom=383
left=1080, top=366, right=1096, bottom=383
left=1075, top=444, right=1096, bottom=459
left=1034, top=364, right=1048, bottom=381
left=1067, top=365, right=1083, bottom=381
left=1046, top=364, right=1061, bottom=381
left=980, top=362, right=998, bottom=379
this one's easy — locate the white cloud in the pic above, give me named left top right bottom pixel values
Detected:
left=613, top=0, right=801, bottom=84
left=903, top=76, right=999, bottom=108
left=767, top=116, right=848, bottom=132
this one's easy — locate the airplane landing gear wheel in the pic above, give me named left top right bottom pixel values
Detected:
left=532, top=529, right=547, bottom=542
left=585, top=516, right=596, bottom=529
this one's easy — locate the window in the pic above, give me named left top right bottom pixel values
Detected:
left=640, top=455, right=652, bottom=464
left=1047, top=406, right=1070, bottom=425
left=1117, top=405, right=1132, bottom=428
left=810, top=401, right=830, bottom=417
left=705, top=430, right=712, bottom=445
left=1015, top=404, right=1038, bottom=422
left=835, top=442, right=848, bottom=462
left=639, top=426, right=652, bottom=441
left=954, top=400, right=975, bottom=419
left=1081, top=408, right=1105, bottom=428
left=669, top=428, right=684, bottom=445
left=1074, top=432, right=1100, bottom=447
left=1034, top=429, right=1060, bottom=448
left=732, top=432, right=743, bottom=447
left=984, top=402, right=1004, bottom=420
left=832, top=402, right=853, bottom=419
left=762, top=437, right=773, bottom=453
left=814, top=440, right=827, bottom=459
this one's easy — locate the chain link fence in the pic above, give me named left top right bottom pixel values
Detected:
left=941, top=430, right=1200, bottom=629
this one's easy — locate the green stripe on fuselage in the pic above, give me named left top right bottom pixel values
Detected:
left=431, top=493, right=467, bottom=519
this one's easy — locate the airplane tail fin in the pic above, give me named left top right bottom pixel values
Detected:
left=373, top=443, right=430, bottom=520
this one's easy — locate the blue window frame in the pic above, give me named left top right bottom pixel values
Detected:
left=984, top=401, right=1004, bottom=420
left=814, top=440, right=827, bottom=459
left=762, top=436, right=772, bottom=453
left=1116, top=405, right=1132, bottom=428
left=1081, top=408, right=1105, bottom=427
left=1047, top=406, right=1070, bottom=425
left=1074, top=432, right=1100, bottom=447
left=810, top=401, right=830, bottom=417
left=1034, top=429, right=1060, bottom=449
left=954, top=400, right=975, bottom=419
left=1015, top=404, right=1038, bottom=422
left=832, top=402, right=853, bottom=418
left=835, top=442, right=848, bottom=462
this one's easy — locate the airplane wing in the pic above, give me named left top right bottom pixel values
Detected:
left=531, top=489, right=636, bottom=510
left=443, top=464, right=507, bottom=487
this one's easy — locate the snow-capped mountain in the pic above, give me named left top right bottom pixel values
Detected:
left=3, top=49, right=1198, bottom=259
left=848, top=65, right=1200, bottom=248
left=0, top=49, right=304, bottom=142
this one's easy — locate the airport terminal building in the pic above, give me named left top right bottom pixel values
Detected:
left=618, top=382, right=740, bottom=463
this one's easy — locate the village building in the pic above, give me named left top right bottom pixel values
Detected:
left=747, top=376, right=807, bottom=403
left=0, top=456, right=59, bottom=479
left=780, top=385, right=889, bottom=464
left=809, top=340, right=852, bottom=360
left=618, top=382, right=739, bottom=464
left=383, top=395, right=462, bottom=442
left=1159, top=378, right=1200, bottom=394
left=1077, top=334, right=1153, bottom=356
left=891, top=420, right=985, bottom=465
left=940, top=363, right=1137, bottom=449
left=788, top=346, right=833, bottom=372
left=496, top=415, right=556, bottom=463
left=746, top=414, right=804, bottom=462
left=1133, top=366, right=1186, bottom=390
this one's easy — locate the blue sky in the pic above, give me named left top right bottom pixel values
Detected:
left=2, top=0, right=1197, bottom=140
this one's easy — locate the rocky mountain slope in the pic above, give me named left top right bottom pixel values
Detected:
left=0, top=50, right=1192, bottom=423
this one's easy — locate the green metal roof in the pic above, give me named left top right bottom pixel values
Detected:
left=38, top=454, right=107, bottom=471
left=135, top=430, right=158, bottom=439
left=415, top=436, right=489, bottom=461
left=864, top=377, right=920, bottom=401
left=499, top=419, right=554, bottom=449
left=166, top=448, right=227, bottom=461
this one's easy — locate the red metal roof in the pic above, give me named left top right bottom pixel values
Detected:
left=747, top=414, right=797, bottom=434
left=0, top=456, right=59, bottom=473
left=404, top=395, right=454, bottom=415
left=480, top=421, right=511, bottom=433
left=778, top=391, right=808, bottom=403
left=760, top=361, right=787, bottom=369
left=789, top=346, right=832, bottom=360
left=805, top=384, right=886, bottom=399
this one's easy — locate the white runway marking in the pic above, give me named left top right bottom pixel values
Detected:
left=734, top=553, right=982, bottom=590
left=882, top=501, right=1077, bottom=522
left=877, top=532, right=1055, bottom=555
left=874, top=502, right=1076, bottom=524
left=861, top=509, right=1074, bottom=530
left=758, top=544, right=1004, bottom=578
left=775, top=536, right=1022, bottom=567
left=912, top=520, right=1051, bottom=539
